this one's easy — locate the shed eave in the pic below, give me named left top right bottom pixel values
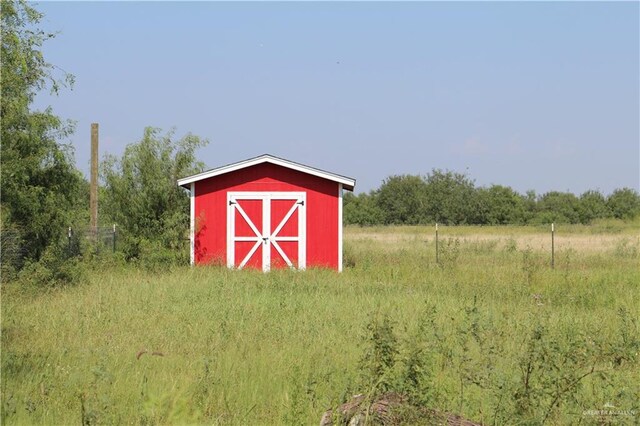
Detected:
left=177, top=154, right=355, bottom=191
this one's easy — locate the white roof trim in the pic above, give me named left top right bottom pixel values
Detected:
left=178, top=154, right=356, bottom=191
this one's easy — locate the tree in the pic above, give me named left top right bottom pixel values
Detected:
left=607, top=188, right=640, bottom=220
left=343, top=191, right=384, bottom=226
left=522, top=190, right=538, bottom=223
left=100, top=127, right=207, bottom=261
left=376, top=175, right=428, bottom=225
left=423, top=169, right=477, bottom=225
left=476, top=185, right=527, bottom=225
left=1, top=0, right=83, bottom=269
left=577, top=190, right=610, bottom=224
left=534, top=191, right=580, bottom=224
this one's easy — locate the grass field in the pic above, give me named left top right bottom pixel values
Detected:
left=2, top=223, right=639, bottom=425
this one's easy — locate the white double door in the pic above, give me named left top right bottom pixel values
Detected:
left=227, top=192, right=306, bottom=271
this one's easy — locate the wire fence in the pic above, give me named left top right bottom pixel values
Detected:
left=66, top=225, right=117, bottom=256
left=1, top=228, right=27, bottom=275
left=432, top=222, right=557, bottom=268
left=3, top=222, right=561, bottom=274
left=0, top=225, right=117, bottom=265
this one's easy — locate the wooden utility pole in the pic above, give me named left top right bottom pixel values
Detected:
left=90, top=123, right=99, bottom=241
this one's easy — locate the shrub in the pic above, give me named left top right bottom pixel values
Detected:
left=17, top=239, right=87, bottom=287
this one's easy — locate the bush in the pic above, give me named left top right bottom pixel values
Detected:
left=118, top=236, right=189, bottom=272
left=101, top=127, right=206, bottom=266
left=17, top=240, right=87, bottom=287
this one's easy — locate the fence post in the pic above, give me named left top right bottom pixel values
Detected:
left=68, top=226, right=72, bottom=255
left=551, top=222, right=555, bottom=269
left=435, top=222, right=439, bottom=265
left=113, top=224, right=116, bottom=253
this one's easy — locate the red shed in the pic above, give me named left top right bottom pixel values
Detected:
left=177, top=154, right=356, bottom=271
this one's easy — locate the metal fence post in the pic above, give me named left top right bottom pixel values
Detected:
left=113, top=224, right=116, bottom=253
left=551, top=222, right=555, bottom=269
left=68, top=226, right=72, bottom=255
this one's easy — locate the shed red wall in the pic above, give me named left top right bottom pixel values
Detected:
left=193, top=163, right=340, bottom=269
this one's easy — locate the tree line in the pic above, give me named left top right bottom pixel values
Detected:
left=344, top=171, right=640, bottom=226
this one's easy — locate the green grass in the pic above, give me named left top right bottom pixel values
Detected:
left=2, top=225, right=639, bottom=424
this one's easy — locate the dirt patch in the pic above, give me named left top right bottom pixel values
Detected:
left=320, top=392, right=481, bottom=426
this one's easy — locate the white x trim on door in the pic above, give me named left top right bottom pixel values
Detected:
left=227, top=192, right=306, bottom=272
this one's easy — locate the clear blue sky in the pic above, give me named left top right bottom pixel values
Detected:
left=34, top=1, right=639, bottom=195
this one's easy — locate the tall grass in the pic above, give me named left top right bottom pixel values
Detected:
left=2, top=226, right=639, bottom=424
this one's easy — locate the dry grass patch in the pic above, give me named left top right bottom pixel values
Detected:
left=345, top=226, right=639, bottom=253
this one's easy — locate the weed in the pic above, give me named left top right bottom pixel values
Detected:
left=359, top=311, right=398, bottom=395
left=395, top=305, right=439, bottom=407
left=613, top=307, right=639, bottom=367
left=613, top=238, right=639, bottom=259
left=561, top=248, right=576, bottom=285
left=520, top=246, right=540, bottom=286
left=504, top=237, right=518, bottom=253
left=438, top=237, right=461, bottom=269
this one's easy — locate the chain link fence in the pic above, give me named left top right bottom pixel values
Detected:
left=66, top=225, right=117, bottom=256
left=1, top=228, right=27, bottom=278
